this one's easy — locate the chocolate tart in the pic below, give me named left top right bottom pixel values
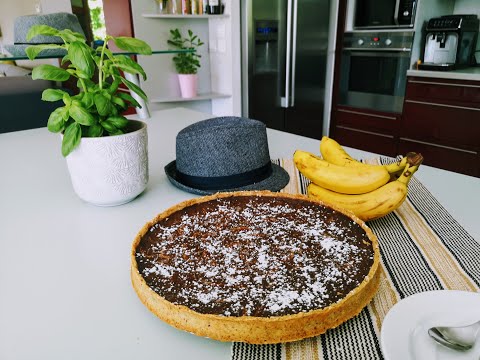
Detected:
left=131, top=191, right=380, bottom=344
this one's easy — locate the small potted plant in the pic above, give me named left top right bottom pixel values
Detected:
left=26, top=25, right=152, bottom=206
left=167, top=28, right=204, bottom=98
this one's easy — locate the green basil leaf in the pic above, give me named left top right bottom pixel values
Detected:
left=108, top=129, right=124, bottom=136
left=47, top=107, right=68, bottom=133
left=120, top=78, right=148, bottom=101
left=63, top=93, right=72, bottom=106
left=81, top=92, right=95, bottom=108
left=41, top=89, right=67, bottom=102
left=112, top=37, right=152, bottom=55
left=78, top=78, right=96, bottom=89
left=62, top=108, right=70, bottom=121
left=94, top=93, right=111, bottom=116
left=113, top=56, right=147, bottom=80
left=68, top=41, right=94, bottom=79
left=111, top=95, right=126, bottom=108
left=101, top=90, right=112, bottom=100
left=108, top=78, right=122, bottom=94
left=32, top=65, right=70, bottom=81
left=26, top=25, right=60, bottom=40
left=102, top=48, right=115, bottom=61
left=87, top=123, right=103, bottom=137
left=62, top=122, right=82, bottom=157
left=61, top=54, right=70, bottom=65
left=25, top=44, right=65, bottom=60
left=73, top=69, right=91, bottom=80
left=59, top=29, right=86, bottom=43
left=69, top=103, right=95, bottom=125
left=110, top=65, right=122, bottom=77
left=100, top=120, right=116, bottom=132
left=116, top=92, right=141, bottom=108
left=106, top=116, right=128, bottom=129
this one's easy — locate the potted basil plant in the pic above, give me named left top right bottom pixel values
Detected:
left=167, top=28, right=204, bottom=98
left=26, top=25, right=152, bottom=206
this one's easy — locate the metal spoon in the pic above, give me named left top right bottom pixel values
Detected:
left=428, top=320, right=480, bottom=351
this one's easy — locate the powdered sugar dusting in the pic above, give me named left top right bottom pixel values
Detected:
left=136, top=195, right=374, bottom=317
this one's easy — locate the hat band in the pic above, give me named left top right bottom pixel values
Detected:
left=176, top=162, right=273, bottom=190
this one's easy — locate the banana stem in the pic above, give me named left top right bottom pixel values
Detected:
left=396, top=153, right=423, bottom=185
left=407, top=152, right=424, bottom=167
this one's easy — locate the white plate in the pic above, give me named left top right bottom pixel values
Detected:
left=381, top=290, right=480, bottom=360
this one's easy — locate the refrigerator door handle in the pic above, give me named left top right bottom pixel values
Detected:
left=394, top=0, right=401, bottom=26
left=290, top=0, right=298, bottom=107
left=281, top=0, right=293, bottom=108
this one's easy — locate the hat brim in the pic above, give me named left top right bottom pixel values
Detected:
left=4, top=45, right=67, bottom=58
left=165, top=160, right=291, bottom=195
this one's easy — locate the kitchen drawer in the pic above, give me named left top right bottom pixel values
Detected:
left=402, top=100, right=480, bottom=150
left=335, top=107, right=399, bottom=134
left=406, top=77, right=480, bottom=107
left=334, top=125, right=397, bottom=157
left=398, top=139, right=479, bottom=177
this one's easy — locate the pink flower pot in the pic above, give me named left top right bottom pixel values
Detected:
left=178, top=74, right=198, bottom=98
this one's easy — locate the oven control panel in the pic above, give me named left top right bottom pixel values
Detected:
left=343, top=31, right=414, bottom=50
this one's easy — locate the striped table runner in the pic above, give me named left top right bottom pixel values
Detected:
left=231, top=158, right=480, bottom=360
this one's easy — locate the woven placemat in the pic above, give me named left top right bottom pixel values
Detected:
left=231, top=158, right=480, bottom=360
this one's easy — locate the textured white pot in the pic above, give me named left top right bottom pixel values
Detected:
left=65, top=120, right=148, bottom=206
left=178, top=73, right=198, bottom=98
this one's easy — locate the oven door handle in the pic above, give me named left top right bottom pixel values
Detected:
left=394, top=0, right=401, bottom=25
left=343, top=47, right=411, bottom=52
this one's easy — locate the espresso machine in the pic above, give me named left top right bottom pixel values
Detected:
left=419, top=15, right=479, bottom=70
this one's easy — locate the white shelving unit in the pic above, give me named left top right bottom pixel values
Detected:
left=130, top=0, right=241, bottom=116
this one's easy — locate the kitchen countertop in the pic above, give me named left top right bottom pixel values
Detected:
left=0, top=107, right=479, bottom=360
left=407, top=66, right=480, bottom=81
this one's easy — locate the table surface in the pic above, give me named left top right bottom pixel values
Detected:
left=1, top=108, right=479, bottom=360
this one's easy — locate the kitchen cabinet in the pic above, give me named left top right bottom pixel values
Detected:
left=330, top=76, right=480, bottom=177
left=400, top=76, right=480, bottom=177
left=330, top=106, right=400, bottom=157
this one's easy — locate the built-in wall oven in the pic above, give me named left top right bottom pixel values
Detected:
left=354, top=0, right=417, bottom=29
left=339, top=31, right=414, bottom=114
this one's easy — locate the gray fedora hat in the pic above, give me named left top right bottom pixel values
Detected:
left=4, top=13, right=85, bottom=57
left=165, top=116, right=290, bottom=195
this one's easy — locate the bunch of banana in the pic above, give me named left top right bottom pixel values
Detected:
left=320, top=136, right=409, bottom=176
left=293, top=137, right=423, bottom=221
left=293, top=150, right=392, bottom=194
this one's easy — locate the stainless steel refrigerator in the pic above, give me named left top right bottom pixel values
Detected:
left=241, top=0, right=331, bottom=139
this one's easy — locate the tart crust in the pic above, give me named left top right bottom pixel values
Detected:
left=131, top=191, right=380, bottom=344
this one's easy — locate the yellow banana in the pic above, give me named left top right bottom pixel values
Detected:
left=293, top=150, right=390, bottom=194
left=307, top=154, right=423, bottom=221
left=319, top=136, right=408, bottom=174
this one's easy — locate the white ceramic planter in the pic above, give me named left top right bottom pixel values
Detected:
left=178, top=73, right=198, bottom=98
left=65, top=120, right=148, bottom=206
